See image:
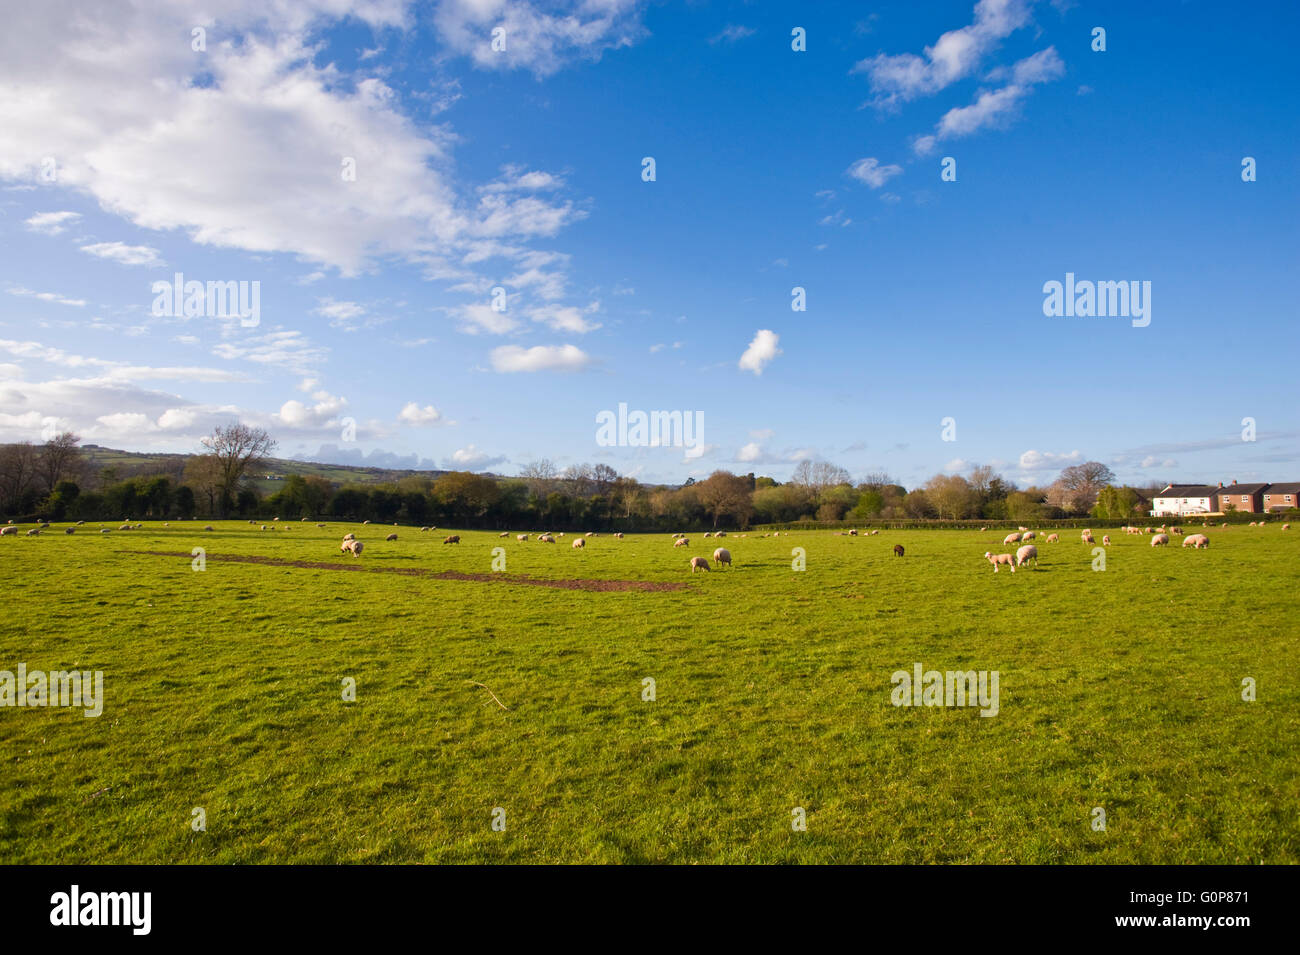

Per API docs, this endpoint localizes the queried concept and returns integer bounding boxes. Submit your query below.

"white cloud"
[853,0,1033,107]
[710,25,755,45]
[277,390,347,429]
[738,329,781,375]
[452,303,521,335]
[80,241,164,268]
[447,444,506,470]
[923,48,1065,147]
[157,408,197,430]
[6,287,86,307]
[1018,448,1081,471]
[24,210,81,235]
[490,343,591,373]
[398,401,441,425]
[528,303,600,334]
[846,157,903,188]
[211,330,326,374]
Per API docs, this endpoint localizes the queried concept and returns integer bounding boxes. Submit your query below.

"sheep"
[615,532,624,538]
[1144,527,1154,534]
[1081,531,1095,544]
[421,526,431,532]
[715,532,727,538]
[1021,531,1036,541]
[1150,534,1170,547]
[984,552,1016,573]
[1003,533,1022,545]
[75,520,85,525]
[0,526,16,536]
[1183,534,1209,549]
[870,530,880,536]
[386,533,398,541]
[119,524,132,531]
[100,528,112,534]
[703,531,712,538]
[363,520,371,525]
[557,532,564,537]
[261,525,268,531]
[1172,526,1182,534]
[318,523,327,529]
[340,539,363,556]
[585,532,595,537]
[539,534,556,543]
[65,527,75,534]
[979,526,988,532]
[1018,526,1028,532]
[848,529,858,536]
[26,528,40,536]
[517,534,529,542]
[712,547,731,567]
[273,517,280,522]
[301,517,309,522]
[567,538,584,550]
[1046,533,1059,543]
[203,526,214,531]
[674,537,689,548]
[1284,524,1291,531]
[893,544,905,557]
[690,556,710,572]
[343,532,356,541]
[1102,535,1111,546]
[443,535,460,544]
[1015,544,1038,567]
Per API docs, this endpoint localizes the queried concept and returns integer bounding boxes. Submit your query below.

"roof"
[1213,483,1270,495]
[1263,482,1300,495]
[1154,485,1217,498]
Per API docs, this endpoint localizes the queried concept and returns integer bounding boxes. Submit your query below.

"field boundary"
[126,550,689,592]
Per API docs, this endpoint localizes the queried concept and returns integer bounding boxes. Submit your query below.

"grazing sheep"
[1172,527,1182,534]
[848,529,858,536]
[1081,531,1095,544]
[1183,534,1209,549]
[363,520,371,525]
[979,526,988,532]
[870,530,880,536]
[301,517,309,522]
[1021,531,1036,541]
[1046,533,1059,543]
[343,540,364,556]
[615,532,624,538]
[703,531,712,538]
[0,526,16,536]
[421,526,431,532]
[1284,524,1291,531]
[586,532,595,537]
[572,538,585,549]
[75,520,85,525]
[1144,527,1154,534]
[674,538,689,548]
[893,544,905,557]
[712,547,731,567]
[342,533,356,541]
[984,552,1016,573]
[517,534,529,542]
[119,524,132,531]
[203,526,214,531]
[260,525,268,531]
[690,556,710,572]
[26,528,39,536]
[499,532,509,538]
[1102,535,1111,546]
[1018,526,1028,532]
[557,532,564,537]
[716,532,727,538]
[1015,544,1038,567]
[539,534,556,543]
[386,533,398,541]
[1004,533,1022,545]
[443,535,460,544]
[1150,534,1170,547]
[1249,521,1257,527]
[100,528,112,534]
[65,527,75,534]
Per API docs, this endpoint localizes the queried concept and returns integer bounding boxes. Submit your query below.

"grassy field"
[1,520,1297,864]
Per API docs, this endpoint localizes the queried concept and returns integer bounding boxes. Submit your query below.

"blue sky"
[1,0,1296,490]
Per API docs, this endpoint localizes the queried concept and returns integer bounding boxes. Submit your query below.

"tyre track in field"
[126,550,690,592]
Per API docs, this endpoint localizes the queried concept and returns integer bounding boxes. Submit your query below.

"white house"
[1151,484,1217,517]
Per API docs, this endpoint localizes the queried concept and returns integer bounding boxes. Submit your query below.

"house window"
[1242,496,1248,502]
[1287,495,1294,503]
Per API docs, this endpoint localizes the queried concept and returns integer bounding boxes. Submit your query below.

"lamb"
[712,547,731,568]
[1102,535,1111,546]
[690,556,710,572]
[984,552,1016,573]
[1046,533,1059,543]
[893,544,905,557]
[1015,544,1038,567]
[1150,534,1169,547]
[1003,533,1022,545]
[1021,531,1036,541]
[1183,534,1209,549]
[443,535,460,544]
[572,538,585,549]
[674,538,689,547]
[386,533,398,541]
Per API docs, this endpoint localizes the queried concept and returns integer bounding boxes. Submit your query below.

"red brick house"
[1212,480,1270,513]
[1262,483,1300,513]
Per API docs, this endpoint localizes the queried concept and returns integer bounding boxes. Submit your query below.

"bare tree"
[967,464,997,497]
[0,442,37,509]
[695,470,754,528]
[1057,461,1116,514]
[563,463,594,498]
[926,473,975,519]
[791,459,852,495]
[36,431,82,493]
[519,459,558,495]
[200,423,276,515]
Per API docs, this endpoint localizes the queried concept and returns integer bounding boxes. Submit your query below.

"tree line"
[1,426,1168,529]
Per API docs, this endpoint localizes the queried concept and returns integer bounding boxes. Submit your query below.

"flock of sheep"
[975,521,1259,573]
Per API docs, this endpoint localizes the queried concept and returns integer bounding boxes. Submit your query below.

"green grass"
[1,521,1297,863]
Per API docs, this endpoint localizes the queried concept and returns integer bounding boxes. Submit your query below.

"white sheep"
[499,532,509,538]
[1284,524,1291,531]
[342,532,356,541]
[703,531,712,538]
[0,526,16,536]
[1151,534,1169,547]
[984,552,1016,573]
[1102,535,1111,546]
[690,556,710,572]
[1015,544,1038,567]
[386,533,398,541]
[1021,531,1036,541]
[1081,531,1095,544]
[1003,532,1022,545]
[572,538,585,549]
[615,532,624,538]
[517,534,529,542]
[712,547,731,568]
[674,538,689,548]
[100,528,112,533]
[1046,533,1059,543]
[341,539,364,556]
[26,528,39,536]
[1182,534,1209,549]
[715,531,727,538]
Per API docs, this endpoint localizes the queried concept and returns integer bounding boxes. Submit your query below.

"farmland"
[1,522,1297,864]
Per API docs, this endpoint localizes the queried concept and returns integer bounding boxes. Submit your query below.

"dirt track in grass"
[127,550,690,592]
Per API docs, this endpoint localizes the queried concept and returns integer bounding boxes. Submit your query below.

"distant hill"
[78,445,454,492]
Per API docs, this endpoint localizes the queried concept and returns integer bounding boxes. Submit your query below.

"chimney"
[1218,482,1223,488]
[1232,479,1238,485]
